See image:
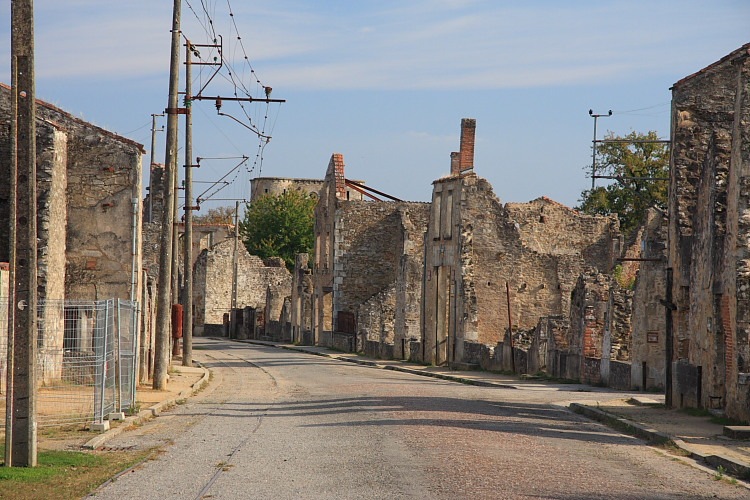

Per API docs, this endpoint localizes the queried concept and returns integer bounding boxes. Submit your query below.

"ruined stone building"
[300,119,645,386]
[192,239,291,337]
[0,83,144,383]
[421,119,622,373]
[0,84,144,302]
[250,176,364,202]
[667,43,750,420]
[311,153,430,356]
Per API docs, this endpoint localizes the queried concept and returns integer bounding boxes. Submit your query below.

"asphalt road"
[90,338,745,499]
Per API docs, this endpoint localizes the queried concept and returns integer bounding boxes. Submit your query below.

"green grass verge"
[0,448,152,500]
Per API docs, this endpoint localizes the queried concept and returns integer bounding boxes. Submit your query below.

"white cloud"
[2,0,747,91]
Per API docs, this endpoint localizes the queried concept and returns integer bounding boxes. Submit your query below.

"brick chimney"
[459,118,476,172]
[330,153,346,200]
[450,151,460,175]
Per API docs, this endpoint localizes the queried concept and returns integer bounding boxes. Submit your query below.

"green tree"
[239,190,315,270]
[577,130,669,236]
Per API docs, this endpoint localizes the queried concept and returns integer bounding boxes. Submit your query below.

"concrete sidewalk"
[80,363,209,450]
[239,338,750,480]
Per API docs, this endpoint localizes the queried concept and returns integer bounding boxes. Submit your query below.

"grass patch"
[527,371,581,384]
[0,448,152,499]
[710,415,748,426]
[680,407,749,426]
[680,407,711,418]
[658,442,691,457]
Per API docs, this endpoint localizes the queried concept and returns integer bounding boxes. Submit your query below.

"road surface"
[91,338,745,499]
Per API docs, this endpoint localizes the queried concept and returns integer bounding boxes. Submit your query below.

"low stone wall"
[408,340,422,363]
[364,339,394,360]
[548,350,581,381]
[203,323,226,337]
[609,360,632,390]
[332,332,356,352]
[583,357,602,385]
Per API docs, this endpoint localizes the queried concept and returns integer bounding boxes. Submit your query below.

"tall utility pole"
[6,0,38,467]
[589,109,612,190]
[231,201,240,339]
[154,0,181,390]
[182,40,196,367]
[147,113,164,223]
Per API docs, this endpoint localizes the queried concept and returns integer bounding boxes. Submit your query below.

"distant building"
[250,176,365,202]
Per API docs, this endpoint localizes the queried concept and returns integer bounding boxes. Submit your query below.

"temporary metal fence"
[0,298,139,429]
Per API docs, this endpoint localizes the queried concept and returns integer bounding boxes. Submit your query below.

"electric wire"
[180,0,283,205]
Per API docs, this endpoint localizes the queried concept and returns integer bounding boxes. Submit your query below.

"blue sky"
[2,0,749,209]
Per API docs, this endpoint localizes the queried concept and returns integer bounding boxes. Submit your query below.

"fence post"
[115,300,123,414]
[132,300,140,409]
[98,301,109,425]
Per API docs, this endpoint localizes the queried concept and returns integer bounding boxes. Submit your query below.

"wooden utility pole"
[182,40,195,366]
[147,113,164,223]
[154,0,181,390]
[6,0,38,467]
[230,201,240,339]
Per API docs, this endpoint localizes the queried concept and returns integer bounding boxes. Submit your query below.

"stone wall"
[35,126,68,304]
[357,283,397,355]
[251,176,365,202]
[630,208,668,390]
[335,201,429,355]
[0,85,145,302]
[0,85,144,384]
[312,154,344,341]
[334,203,403,317]
[423,171,620,367]
[394,204,430,358]
[668,44,750,420]
[193,239,291,336]
[290,253,313,344]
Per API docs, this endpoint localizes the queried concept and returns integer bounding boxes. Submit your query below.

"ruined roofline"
[432,170,477,184]
[506,196,618,222]
[341,199,431,206]
[671,42,750,89]
[0,82,146,154]
[254,176,323,183]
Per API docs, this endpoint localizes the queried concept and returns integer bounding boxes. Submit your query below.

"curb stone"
[570,402,750,481]
[82,363,210,450]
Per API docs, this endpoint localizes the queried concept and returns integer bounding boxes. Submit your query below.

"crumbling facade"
[668,43,750,419]
[311,154,430,354]
[0,84,144,384]
[628,208,668,391]
[193,239,291,337]
[422,119,621,369]
[290,253,314,344]
[0,84,145,302]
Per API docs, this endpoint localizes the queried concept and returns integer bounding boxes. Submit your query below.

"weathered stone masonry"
[422,121,620,370]
[0,83,145,303]
[311,153,429,354]
[0,84,144,384]
[668,43,750,420]
[193,239,291,337]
